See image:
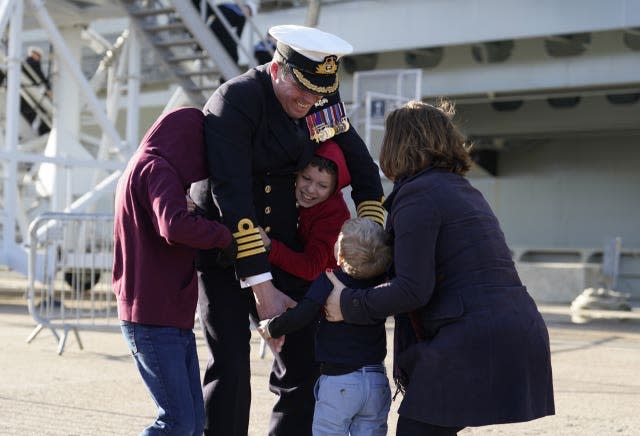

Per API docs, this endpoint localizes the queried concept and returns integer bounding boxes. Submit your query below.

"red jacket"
[112,108,231,329]
[269,140,351,281]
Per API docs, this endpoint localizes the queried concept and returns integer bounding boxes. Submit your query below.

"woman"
[325,100,554,435]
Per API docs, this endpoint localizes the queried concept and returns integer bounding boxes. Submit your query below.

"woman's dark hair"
[379,99,473,181]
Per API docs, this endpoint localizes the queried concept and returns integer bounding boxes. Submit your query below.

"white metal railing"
[24,211,275,359]
[26,212,115,355]
[350,68,422,157]
[2,0,134,269]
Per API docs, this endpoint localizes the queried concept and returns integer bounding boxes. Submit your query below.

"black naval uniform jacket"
[191,65,384,294]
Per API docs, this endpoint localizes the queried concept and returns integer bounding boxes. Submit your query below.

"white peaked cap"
[269,25,353,62]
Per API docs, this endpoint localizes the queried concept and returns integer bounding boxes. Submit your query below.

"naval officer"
[190,25,385,436]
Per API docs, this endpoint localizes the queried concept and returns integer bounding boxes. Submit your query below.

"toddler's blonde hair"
[335,218,392,280]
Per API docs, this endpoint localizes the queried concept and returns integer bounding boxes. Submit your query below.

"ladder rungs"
[143,22,186,33]
[167,53,209,63]
[129,7,176,17]
[155,38,197,48]
[178,68,218,77]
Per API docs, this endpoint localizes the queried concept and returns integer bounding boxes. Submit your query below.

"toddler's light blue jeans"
[312,363,391,436]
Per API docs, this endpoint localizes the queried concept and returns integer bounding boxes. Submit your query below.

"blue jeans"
[312,364,391,436]
[120,321,205,436]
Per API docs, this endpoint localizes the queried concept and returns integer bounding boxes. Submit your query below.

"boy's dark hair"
[308,154,338,185]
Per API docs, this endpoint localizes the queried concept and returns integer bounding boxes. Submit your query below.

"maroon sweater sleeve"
[144,159,232,250]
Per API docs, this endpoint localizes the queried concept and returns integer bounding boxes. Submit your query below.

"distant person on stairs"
[19,46,51,135]
[192,1,258,64]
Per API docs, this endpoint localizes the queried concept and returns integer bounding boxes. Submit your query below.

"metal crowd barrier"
[26,212,116,355]
[25,211,275,357]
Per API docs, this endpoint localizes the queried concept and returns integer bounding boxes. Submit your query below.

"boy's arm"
[269,199,350,281]
[260,298,323,338]
[144,164,232,250]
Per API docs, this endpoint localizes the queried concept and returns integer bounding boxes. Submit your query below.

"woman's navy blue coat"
[340,168,555,427]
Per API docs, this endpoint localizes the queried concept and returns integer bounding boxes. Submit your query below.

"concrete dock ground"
[1,268,639,435]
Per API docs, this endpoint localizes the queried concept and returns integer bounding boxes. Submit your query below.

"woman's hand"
[324,270,345,322]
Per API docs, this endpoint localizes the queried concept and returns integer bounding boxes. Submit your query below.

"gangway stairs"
[121,0,242,106]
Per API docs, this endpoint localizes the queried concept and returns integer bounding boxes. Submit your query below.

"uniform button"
[352,298,359,307]
[264,185,272,193]
[265,226,271,233]
[265,206,272,215]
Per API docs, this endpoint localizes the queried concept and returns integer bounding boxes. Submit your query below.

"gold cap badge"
[315,56,338,75]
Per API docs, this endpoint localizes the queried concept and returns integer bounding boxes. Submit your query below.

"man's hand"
[324,270,345,322]
[252,280,296,320]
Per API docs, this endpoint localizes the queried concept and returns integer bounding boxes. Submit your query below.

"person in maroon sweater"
[113,107,233,435]
[262,139,351,282]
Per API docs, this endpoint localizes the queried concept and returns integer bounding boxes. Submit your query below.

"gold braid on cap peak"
[356,200,385,226]
[292,68,339,95]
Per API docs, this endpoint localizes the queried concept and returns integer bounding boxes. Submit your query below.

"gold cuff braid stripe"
[237,240,264,251]
[236,247,267,259]
[357,202,384,215]
[357,200,383,209]
[358,212,385,225]
[235,231,264,253]
[236,234,262,245]
[357,201,385,225]
[358,207,385,217]
[233,218,266,258]
[357,205,385,215]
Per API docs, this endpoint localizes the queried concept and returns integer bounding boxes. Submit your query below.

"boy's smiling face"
[295,165,336,208]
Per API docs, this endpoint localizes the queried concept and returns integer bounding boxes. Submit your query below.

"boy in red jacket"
[113,107,233,435]
[262,139,351,281]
